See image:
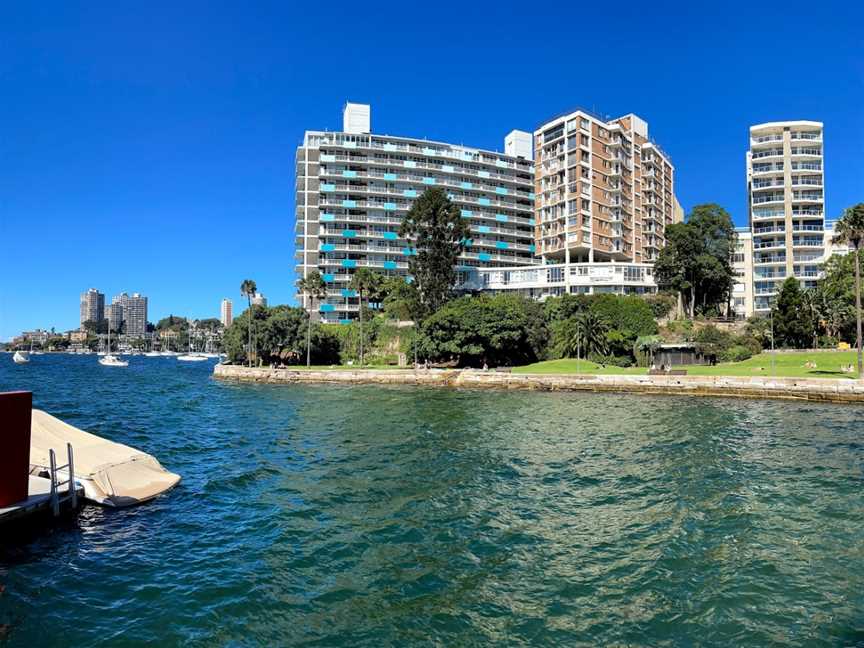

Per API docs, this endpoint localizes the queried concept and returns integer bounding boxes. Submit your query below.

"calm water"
[1,355,863,646]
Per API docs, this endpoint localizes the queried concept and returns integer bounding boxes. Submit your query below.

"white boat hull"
[177,354,209,362]
[99,355,129,367]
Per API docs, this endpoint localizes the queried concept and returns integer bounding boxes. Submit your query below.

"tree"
[298,270,328,367]
[561,310,609,359]
[240,279,257,367]
[832,203,864,377]
[417,294,546,367]
[349,268,385,367]
[399,188,471,318]
[653,204,736,318]
[772,277,813,349]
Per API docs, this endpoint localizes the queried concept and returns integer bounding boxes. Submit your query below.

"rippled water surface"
[1,355,863,646]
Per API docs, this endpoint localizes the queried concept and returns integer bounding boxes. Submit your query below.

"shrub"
[719,345,752,363]
[644,293,677,319]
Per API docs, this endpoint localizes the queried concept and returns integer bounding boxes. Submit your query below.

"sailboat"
[177,329,208,362]
[98,323,128,367]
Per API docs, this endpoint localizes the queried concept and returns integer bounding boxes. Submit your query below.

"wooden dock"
[0,475,84,525]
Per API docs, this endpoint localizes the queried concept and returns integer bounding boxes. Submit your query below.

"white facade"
[295,103,537,323]
[747,121,825,312]
[505,130,533,161]
[473,262,657,300]
[343,103,371,135]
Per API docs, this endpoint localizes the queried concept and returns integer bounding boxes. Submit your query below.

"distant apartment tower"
[105,302,124,331]
[295,102,536,322]
[251,293,267,307]
[220,299,233,327]
[747,121,825,313]
[79,288,105,327]
[534,109,677,266]
[113,292,148,335]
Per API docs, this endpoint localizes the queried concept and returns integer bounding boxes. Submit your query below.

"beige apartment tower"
[534,110,676,266]
[747,121,824,313]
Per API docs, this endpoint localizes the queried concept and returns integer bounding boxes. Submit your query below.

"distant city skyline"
[2,2,861,340]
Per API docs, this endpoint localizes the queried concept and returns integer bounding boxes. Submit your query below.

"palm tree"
[298,271,327,367]
[349,268,382,367]
[240,279,257,367]
[832,203,864,378]
[563,310,609,360]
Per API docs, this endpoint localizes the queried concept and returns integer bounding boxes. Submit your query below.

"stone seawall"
[212,364,864,404]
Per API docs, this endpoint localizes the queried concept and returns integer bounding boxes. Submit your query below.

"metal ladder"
[48,443,77,516]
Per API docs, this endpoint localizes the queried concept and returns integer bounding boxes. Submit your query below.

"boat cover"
[29,409,181,507]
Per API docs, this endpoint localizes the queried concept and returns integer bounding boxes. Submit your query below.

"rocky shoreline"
[213,364,864,404]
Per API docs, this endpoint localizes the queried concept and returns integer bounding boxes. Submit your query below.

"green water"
[1,356,863,646]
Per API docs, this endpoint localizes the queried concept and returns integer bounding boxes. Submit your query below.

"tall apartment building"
[113,292,148,335]
[220,299,233,327]
[535,109,677,267]
[295,103,536,322]
[79,288,104,327]
[105,302,124,331]
[747,121,825,313]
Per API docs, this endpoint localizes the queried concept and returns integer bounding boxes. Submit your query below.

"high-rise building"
[534,109,677,266]
[123,293,148,335]
[747,121,825,313]
[79,288,105,328]
[220,299,233,327]
[295,103,536,322]
[105,302,124,331]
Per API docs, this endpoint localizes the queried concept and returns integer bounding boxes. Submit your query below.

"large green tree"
[349,268,385,367]
[772,277,815,349]
[653,204,736,317]
[240,279,257,366]
[832,203,864,377]
[399,188,471,318]
[298,270,328,367]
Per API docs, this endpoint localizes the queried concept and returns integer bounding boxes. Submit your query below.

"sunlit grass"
[514,351,861,379]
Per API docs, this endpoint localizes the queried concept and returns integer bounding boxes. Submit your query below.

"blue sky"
[1,1,862,340]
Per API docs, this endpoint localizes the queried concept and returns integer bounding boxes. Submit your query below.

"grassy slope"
[514,351,861,379]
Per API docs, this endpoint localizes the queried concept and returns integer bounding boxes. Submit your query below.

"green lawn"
[514,351,861,379]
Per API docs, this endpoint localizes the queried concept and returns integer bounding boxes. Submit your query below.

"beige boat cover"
[29,409,181,507]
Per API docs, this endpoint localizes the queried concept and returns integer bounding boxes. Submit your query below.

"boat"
[12,350,30,364]
[177,328,209,361]
[177,353,208,362]
[29,409,181,507]
[99,354,128,367]
[98,323,128,367]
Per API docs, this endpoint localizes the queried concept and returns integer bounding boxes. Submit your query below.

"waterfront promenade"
[213,364,864,404]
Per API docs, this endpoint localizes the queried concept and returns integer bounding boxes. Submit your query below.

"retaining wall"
[213,365,864,404]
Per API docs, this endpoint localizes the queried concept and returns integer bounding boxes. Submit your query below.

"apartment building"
[113,292,148,335]
[79,288,104,327]
[731,228,754,318]
[747,121,825,313]
[220,299,233,327]
[535,109,677,267]
[295,103,537,322]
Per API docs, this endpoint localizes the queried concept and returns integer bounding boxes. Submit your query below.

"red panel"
[0,391,32,507]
